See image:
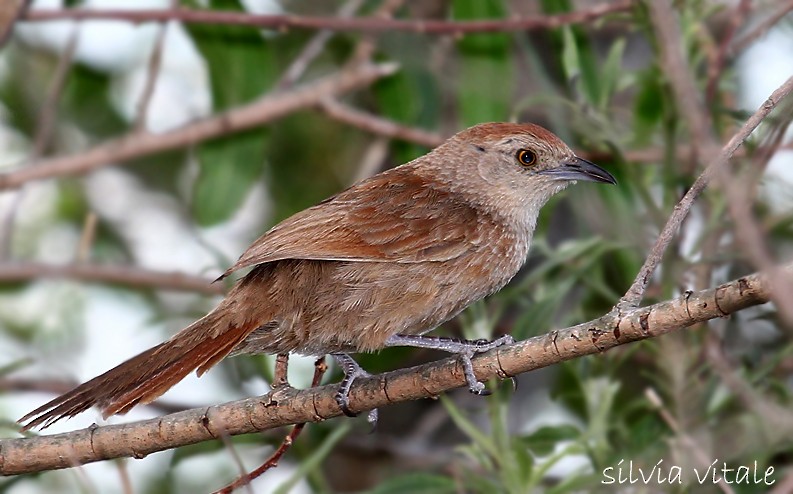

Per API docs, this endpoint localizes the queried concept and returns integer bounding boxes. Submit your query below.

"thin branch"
[319,99,444,149]
[0,26,78,259]
[618,74,793,309]
[0,62,398,191]
[705,0,752,104]
[732,0,793,54]
[645,388,736,494]
[134,0,176,131]
[21,1,633,34]
[0,0,31,49]
[648,0,717,164]
[275,0,366,89]
[0,265,784,475]
[0,378,189,415]
[0,262,224,295]
[644,0,793,323]
[213,358,328,494]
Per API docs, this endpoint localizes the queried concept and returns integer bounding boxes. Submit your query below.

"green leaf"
[192,129,268,226]
[187,0,277,225]
[598,38,626,109]
[187,0,278,109]
[452,0,513,126]
[559,25,601,107]
[364,473,457,494]
[633,68,666,145]
[374,68,441,163]
[521,425,581,457]
[440,395,499,459]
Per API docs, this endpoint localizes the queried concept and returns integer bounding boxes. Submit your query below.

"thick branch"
[0,265,782,475]
[0,262,223,294]
[0,62,398,191]
[21,1,632,33]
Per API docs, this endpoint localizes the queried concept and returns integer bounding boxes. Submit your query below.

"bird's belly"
[233,252,526,356]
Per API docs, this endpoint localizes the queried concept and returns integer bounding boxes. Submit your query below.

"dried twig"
[732,0,793,54]
[319,99,444,149]
[134,0,177,131]
[0,62,398,191]
[0,378,188,415]
[705,0,752,103]
[645,388,736,494]
[213,358,328,494]
[618,75,793,309]
[0,262,224,295]
[643,0,793,323]
[0,0,31,48]
[648,0,717,164]
[0,26,79,259]
[22,1,633,33]
[275,0,366,89]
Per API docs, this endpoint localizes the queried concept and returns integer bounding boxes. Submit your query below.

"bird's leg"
[272,353,291,389]
[331,353,378,426]
[384,334,516,395]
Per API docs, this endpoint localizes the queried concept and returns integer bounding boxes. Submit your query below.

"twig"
[348,0,406,66]
[732,0,793,54]
[0,262,224,294]
[213,357,328,494]
[22,1,633,33]
[647,0,793,323]
[705,0,752,104]
[0,378,189,415]
[704,332,793,429]
[0,264,785,475]
[275,0,366,89]
[645,388,736,494]
[648,0,717,164]
[75,212,98,263]
[618,75,793,309]
[319,99,444,149]
[0,62,398,191]
[134,0,176,131]
[0,25,78,259]
[116,458,133,494]
[0,0,31,49]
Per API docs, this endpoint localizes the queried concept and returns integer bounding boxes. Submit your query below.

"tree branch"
[618,73,793,309]
[21,1,633,33]
[732,0,793,54]
[0,262,223,294]
[319,99,444,149]
[0,62,398,191]
[0,265,784,476]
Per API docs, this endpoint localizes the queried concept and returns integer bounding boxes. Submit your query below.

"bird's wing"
[219,167,485,278]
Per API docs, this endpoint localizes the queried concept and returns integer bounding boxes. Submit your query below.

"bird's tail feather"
[19,311,254,431]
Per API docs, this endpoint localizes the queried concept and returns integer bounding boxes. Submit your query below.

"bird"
[19,122,616,431]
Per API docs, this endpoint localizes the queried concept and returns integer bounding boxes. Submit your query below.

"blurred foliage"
[2,0,793,493]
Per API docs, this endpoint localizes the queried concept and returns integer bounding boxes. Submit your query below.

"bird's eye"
[516,149,537,167]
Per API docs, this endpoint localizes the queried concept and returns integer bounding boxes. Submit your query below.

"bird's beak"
[540,156,617,184]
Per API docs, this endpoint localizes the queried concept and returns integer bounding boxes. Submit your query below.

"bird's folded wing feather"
[220,167,485,278]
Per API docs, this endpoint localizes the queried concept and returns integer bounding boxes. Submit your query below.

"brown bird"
[19,122,615,431]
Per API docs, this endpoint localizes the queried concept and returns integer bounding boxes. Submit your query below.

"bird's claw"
[332,353,380,426]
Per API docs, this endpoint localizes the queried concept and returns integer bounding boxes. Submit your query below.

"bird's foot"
[331,353,378,427]
[384,334,516,395]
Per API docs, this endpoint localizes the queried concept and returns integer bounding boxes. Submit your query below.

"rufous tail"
[19,309,254,431]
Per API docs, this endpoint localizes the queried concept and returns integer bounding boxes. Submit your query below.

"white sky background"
[0,0,791,492]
